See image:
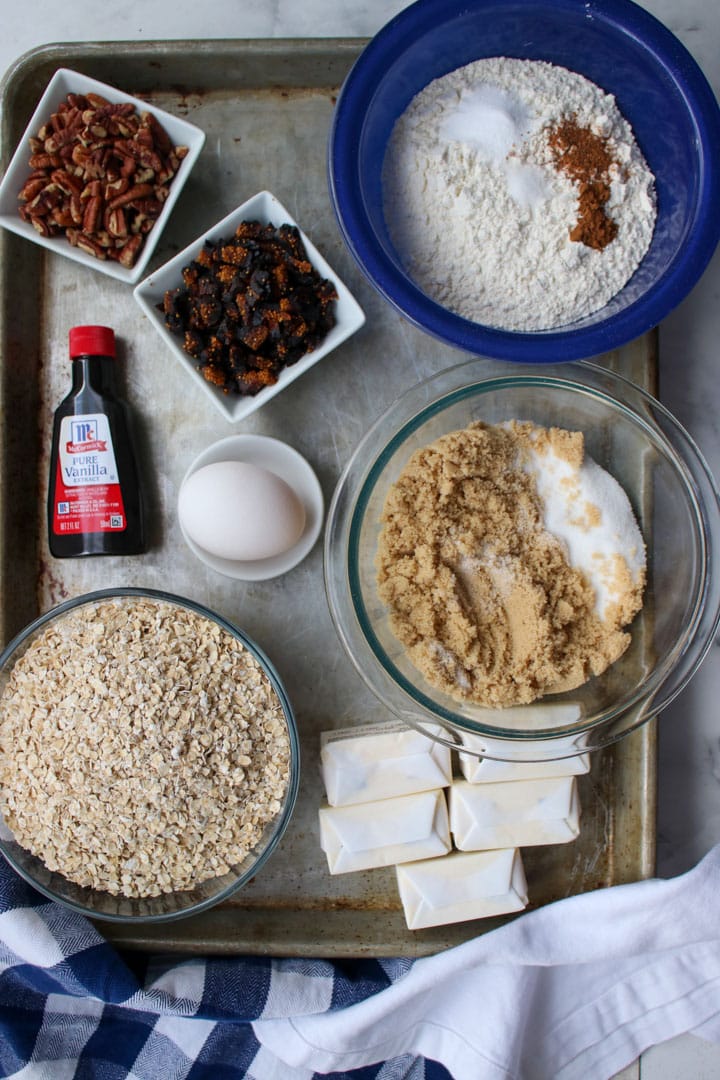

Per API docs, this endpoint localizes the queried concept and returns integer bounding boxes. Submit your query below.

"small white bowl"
[179,434,324,580]
[0,68,205,284]
[133,190,366,422]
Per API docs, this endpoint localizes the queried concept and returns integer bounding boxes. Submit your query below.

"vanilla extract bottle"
[48,325,146,557]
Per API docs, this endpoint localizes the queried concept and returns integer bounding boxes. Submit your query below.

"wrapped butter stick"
[450,776,581,850]
[320,720,452,806]
[396,848,528,930]
[319,789,450,874]
[458,708,590,783]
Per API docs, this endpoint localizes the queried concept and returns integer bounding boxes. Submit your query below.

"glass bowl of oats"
[0,588,299,922]
[324,358,720,762]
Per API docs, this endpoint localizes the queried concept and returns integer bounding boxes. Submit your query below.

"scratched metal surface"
[0,40,656,956]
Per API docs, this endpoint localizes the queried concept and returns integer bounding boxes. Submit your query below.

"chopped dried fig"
[158,221,338,397]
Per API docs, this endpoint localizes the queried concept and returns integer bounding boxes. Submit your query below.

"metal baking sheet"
[0,40,656,957]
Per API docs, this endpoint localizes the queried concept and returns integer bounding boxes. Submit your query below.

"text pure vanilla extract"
[47,325,146,557]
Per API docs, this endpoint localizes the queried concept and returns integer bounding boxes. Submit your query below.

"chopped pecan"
[16,90,189,267]
[104,177,129,200]
[29,152,59,170]
[133,166,156,185]
[118,153,138,178]
[143,110,173,153]
[82,179,103,200]
[116,235,143,267]
[18,177,47,202]
[107,182,153,210]
[85,92,111,108]
[51,206,76,228]
[73,232,107,259]
[131,196,164,217]
[105,207,128,238]
[69,195,83,225]
[81,195,103,234]
[29,214,54,237]
[43,115,84,154]
[50,169,83,197]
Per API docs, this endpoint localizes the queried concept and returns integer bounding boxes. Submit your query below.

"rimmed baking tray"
[0,40,656,956]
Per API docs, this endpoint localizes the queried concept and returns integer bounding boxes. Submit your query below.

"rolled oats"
[0,597,292,898]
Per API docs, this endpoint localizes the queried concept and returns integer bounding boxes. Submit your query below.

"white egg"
[178,460,306,562]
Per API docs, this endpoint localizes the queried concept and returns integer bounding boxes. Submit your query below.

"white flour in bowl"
[382,57,657,331]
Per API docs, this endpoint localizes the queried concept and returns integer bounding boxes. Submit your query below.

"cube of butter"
[450,776,581,850]
[320,720,452,806]
[319,789,450,874]
[396,848,528,930]
[457,705,590,783]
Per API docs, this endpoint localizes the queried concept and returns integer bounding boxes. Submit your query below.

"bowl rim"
[0,586,301,922]
[328,0,720,362]
[324,358,720,749]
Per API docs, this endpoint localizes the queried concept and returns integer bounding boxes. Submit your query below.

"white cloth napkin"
[252,844,720,1079]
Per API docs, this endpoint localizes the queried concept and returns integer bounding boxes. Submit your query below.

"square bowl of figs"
[133,189,366,422]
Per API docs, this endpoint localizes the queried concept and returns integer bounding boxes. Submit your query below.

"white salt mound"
[523,443,646,621]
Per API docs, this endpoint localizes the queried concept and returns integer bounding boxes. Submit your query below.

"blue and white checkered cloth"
[0,859,447,1080]
[4,845,720,1080]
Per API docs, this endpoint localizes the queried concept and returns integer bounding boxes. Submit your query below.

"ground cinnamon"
[548,117,620,251]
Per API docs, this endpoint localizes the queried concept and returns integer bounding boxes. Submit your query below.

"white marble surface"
[1,1,719,1076]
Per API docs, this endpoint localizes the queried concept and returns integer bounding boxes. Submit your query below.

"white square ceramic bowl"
[133,190,366,422]
[0,68,205,284]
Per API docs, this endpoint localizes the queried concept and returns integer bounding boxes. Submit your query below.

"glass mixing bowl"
[324,359,720,761]
[0,587,300,922]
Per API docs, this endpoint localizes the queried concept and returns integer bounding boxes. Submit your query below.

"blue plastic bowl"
[328,0,720,361]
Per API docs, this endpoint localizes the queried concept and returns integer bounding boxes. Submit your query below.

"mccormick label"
[52,413,127,535]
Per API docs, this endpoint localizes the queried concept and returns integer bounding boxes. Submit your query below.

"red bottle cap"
[68,325,116,359]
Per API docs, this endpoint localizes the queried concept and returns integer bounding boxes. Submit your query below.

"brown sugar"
[375,421,645,708]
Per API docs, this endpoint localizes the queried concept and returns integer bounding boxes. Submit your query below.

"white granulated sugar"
[383,57,657,331]
[522,442,646,620]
